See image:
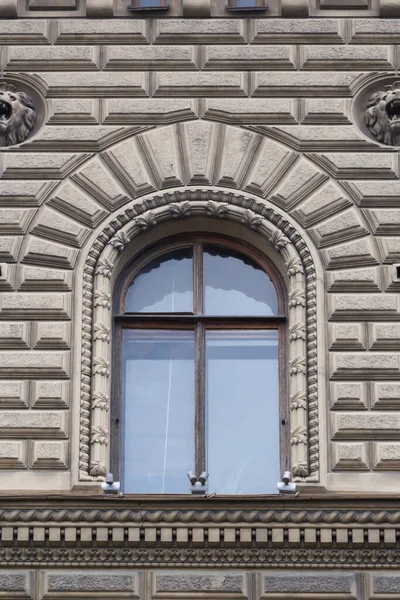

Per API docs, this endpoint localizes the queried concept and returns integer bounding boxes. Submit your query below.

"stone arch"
[9,118,389,490]
[78,188,319,485]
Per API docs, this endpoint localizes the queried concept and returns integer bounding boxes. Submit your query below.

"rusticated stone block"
[332,412,400,440]
[44,571,138,593]
[154,20,246,44]
[371,382,400,410]
[329,323,366,350]
[373,442,400,470]
[0,572,34,596]
[0,440,27,469]
[156,574,245,593]
[331,353,400,380]
[0,292,71,320]
[32,381,69,408]
[0,411,68,438]
[154,72,248,98]
[263,573,353,593]
[0,381,29,408]
[331,441,370,471]
[55,19,149,44]
[32,322,70,350]
[251,19,344,43]
[329,294,398,321]
[369,323,400,350]
[0,351,69,379]
[29,440,68,469]
[330,382,368,410]
[0,322,30,350]
[373,575,400,594]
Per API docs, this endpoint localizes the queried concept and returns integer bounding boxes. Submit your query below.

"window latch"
[187,471,209,495]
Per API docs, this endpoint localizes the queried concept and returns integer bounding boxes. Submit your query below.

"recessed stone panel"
[373,442,400,470]
[369,323,400,350]
[32,322,70,350]
[104,46,197,71]
[40,72,149,98]
[18,266,73,292]
[42,570,139,597]
[31,207,89,248]
[371,382,400,410]
[203,46,296,71]
[0,381,29,408]
[0,440,27,469]
[251,19,345,43]
[331,442,370,471]
[327,267,381,292]
[0,293,71,320]
[0,322,30,349]
[0,352,69,379]
[154,72,248,98]
[4,46,99,70]
[203,98,297,125]
[0,411,68,438]
[103,98,196,125]
[153,20,247,44]
[251,72,359,97]
[261,572,354,595]
[326,238,380,269]
[22,237,78,269]
[331,353,400,380]
[154,573,246,595]
[71,157,130,211]
[0,571,34,598]
[29,440,68,469]
[332,412,400,439]
[300,45,393,70]
[310,208,368,248]
[329,323,366,350]
[330,381,368,410]
[55,19,149,44]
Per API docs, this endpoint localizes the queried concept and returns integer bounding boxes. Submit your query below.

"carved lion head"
[0,82,36,147]
[365,82,400,146]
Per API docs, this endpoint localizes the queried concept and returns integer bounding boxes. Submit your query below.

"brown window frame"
[111,233,289,493]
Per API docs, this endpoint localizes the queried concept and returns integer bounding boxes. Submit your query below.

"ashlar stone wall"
[1,9,400,493]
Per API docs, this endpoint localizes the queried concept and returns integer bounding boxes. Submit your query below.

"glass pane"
[122,329,195,494]
[125,247,193,313]
[235,0,258,6]
[139,0,162,5]
[203,245,278,316]
[206,330,280,494]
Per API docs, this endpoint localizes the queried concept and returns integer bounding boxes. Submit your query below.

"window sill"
[128,5,170,10]
[225,5,268,10]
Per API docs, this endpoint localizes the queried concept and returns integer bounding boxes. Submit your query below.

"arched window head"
[114,236,287,495]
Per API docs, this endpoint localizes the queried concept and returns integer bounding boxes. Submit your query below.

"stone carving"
[0,82,36,147]
[365,82,400,146]
[78,190,319,483]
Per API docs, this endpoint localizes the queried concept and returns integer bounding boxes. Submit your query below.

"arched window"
[113,235,288,495]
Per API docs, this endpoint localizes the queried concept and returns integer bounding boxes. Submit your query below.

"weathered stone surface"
[156,574,244,592]
[263,573,353,593]
[46,571,137,592]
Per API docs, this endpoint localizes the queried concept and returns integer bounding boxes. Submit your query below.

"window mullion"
[194,321,206,476]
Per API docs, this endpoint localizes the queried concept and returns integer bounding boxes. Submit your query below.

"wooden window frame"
[111,233,289,492]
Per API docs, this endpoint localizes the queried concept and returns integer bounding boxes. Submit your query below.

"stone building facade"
[1,0,400,597]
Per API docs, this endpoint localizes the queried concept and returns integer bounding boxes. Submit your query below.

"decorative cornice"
[1,507,400,524]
